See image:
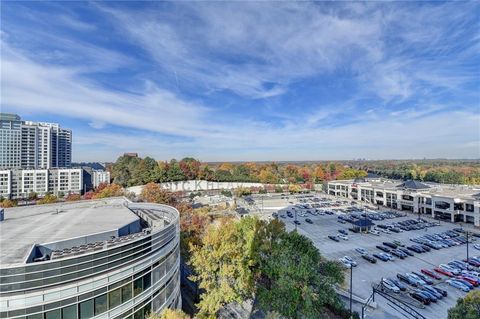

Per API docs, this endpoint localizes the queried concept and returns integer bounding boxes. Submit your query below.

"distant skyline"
[1,1,479,162]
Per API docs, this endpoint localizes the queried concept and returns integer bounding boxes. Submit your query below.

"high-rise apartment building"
[0,113,72,169]
[0,113,22,169]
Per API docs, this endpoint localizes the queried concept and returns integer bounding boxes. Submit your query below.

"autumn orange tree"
[65,193,82,202]
[93,183,124,199]
[140,182,177,205]
[37,194,58,205]
[0,199,17,208]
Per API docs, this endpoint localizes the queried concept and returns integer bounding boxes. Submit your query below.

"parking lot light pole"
[349,265,353,318]
[467,230,469,261]
[294,209,298,232]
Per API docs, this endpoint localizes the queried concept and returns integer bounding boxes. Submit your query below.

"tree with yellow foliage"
[147,308,190,319]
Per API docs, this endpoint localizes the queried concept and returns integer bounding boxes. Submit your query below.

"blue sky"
[1,1,479,162]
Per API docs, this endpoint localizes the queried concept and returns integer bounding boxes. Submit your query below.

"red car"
[421,269,441,280]
[434,267,453,277]
[457,276,479,287]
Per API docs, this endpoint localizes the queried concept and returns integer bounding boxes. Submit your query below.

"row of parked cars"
[348,210,403,221]
[410,228,473,250]
[379,255,480,305]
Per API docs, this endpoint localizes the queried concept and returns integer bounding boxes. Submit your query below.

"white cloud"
[1,2,479,161]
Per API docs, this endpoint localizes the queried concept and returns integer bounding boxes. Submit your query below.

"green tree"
[167,159,187,181]
[189,217,264,318]
[257,231,344,318]
[448,290,480,319]
[133,156,157,184]
[111,155,141,186]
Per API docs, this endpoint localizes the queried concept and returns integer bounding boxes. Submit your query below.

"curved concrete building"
[0,198,181,319]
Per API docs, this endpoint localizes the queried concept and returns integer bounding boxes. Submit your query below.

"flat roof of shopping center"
[0,198,138,265]
[330,179,480,201]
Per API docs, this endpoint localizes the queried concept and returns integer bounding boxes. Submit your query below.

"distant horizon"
[2,2,479,162]
[73,157,480,164]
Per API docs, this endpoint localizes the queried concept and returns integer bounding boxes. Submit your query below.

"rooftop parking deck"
[0,198,139,266]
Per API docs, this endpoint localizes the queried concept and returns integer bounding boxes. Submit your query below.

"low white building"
[327,178,480,227]
[92,169,111,188]
[0,168,83,199]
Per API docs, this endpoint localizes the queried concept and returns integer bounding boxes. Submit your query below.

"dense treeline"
[110,155,367,187]
[348,160,480,185]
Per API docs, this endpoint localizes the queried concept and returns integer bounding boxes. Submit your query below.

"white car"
[369,230,380,236]
[343,256,357,267]
[474,244,480,250]
[339,258,352,268]
[338,234,349,241]
[382,278,400,293]
[381,228,392,234]
[439,264,461,275]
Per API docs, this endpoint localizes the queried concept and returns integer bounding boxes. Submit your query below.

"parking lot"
[248,193,480,319]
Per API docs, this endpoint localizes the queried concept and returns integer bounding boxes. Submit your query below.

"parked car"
[391,249,406,259]
[397,273,417,286]
[397,247,413,256]
[338,234,349,241]
[369,229,380,236]
[383,242,398,249]
[415,289,437,303]
[410,292,431,305]
[379,252,394,261]
[446,279,471,292]
[355,248,368,255]
[338,229,348,235]
[456,276,479,287]
[434,267,454,277]
[328,235,340,242]
[406,273,426,286]
[422,286,443,299]
[343,256,357,267]
[362,254,377,263]
[412,272,434,285]
[339,258,352,268]
[390,278,407,291]
[439,264,461,275]
[421,269,442,280]
[376,245,391,253]
[373,253,389,262]
[393,240,405,247]
[305,218,313,224]
[382,279,400,293]
[454,278,474,290]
